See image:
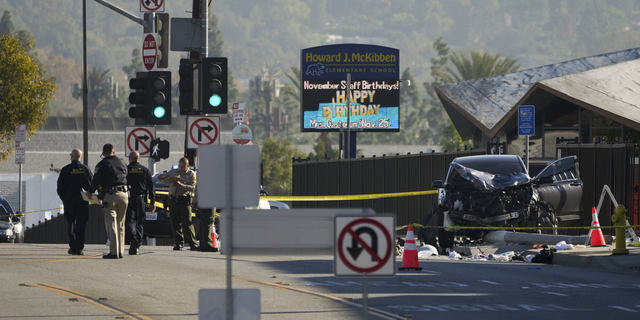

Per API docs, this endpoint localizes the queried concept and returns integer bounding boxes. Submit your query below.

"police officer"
[87,144,129,259]
[57,149,93,255]
[125,151,155,255]
[158,157,197,251]
[192,189,218,252]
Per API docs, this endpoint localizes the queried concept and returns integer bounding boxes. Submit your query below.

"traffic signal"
[128,72,149,121]
[156,13,169,68]
[150,139,170,160]
[179,59,195,115]
[201,57,228,114]
[145,71,171,125]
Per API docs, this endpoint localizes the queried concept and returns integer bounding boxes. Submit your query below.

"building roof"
[435,48,640,139]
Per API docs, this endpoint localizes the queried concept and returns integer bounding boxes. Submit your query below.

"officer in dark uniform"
[87,144,129,259]
[125,151,155,255]
[57,149,93,255]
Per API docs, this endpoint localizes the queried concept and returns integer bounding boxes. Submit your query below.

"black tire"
[417,206,454,252]
[436,209,454,250]
[536,201,557,235]
[417,206,438,248]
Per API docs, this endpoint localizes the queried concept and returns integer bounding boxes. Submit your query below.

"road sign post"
[518,105,535,170]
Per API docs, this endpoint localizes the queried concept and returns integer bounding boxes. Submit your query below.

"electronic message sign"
[301,44,400,132]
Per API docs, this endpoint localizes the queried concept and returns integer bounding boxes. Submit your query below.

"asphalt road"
[1,243,639,320]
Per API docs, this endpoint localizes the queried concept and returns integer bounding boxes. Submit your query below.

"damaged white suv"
[419,155,583,251]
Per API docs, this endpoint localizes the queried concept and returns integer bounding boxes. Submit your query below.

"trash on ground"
[531,245,555,264]
[417,244,439,258]
[449,251,462,259]
[555,241,575,250]
[472,253,487,260]
[487,251,515,262]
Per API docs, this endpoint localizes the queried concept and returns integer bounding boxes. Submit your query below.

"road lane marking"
[0,253,101,264]
[610,306,638,312]
[545,292,569,297]
[27,283,154,320]
[245,280,406,320]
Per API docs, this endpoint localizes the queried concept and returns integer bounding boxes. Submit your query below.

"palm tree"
[445,50,520,82]
[438,48,520,151]
[76,65,113,117]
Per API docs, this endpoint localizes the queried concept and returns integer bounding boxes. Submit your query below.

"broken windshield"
[448,162,531,193]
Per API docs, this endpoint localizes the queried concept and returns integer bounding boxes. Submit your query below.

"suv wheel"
[536,201,558,235]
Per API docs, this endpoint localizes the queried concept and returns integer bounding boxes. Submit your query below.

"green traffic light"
[209,94,222,107]
[153,106,166,118]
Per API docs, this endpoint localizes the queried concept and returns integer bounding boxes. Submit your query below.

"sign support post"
[518,105,535,171]
[15,124,26,212]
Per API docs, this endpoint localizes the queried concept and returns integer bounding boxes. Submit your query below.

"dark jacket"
[88,155,127,193]
[126,161,155,200]
[57,160,93,202]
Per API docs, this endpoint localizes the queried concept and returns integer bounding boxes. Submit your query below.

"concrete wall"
[0,173,61,228]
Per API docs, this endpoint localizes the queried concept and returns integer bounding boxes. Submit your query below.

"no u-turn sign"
[334,215,396,277]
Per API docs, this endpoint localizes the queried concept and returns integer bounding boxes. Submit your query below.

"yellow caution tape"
[397,223,640,231]
[262,190,438,202]
[9,208,62,216]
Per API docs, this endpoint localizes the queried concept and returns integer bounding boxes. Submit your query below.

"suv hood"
[0,220,13,229]
[449,163,531,192]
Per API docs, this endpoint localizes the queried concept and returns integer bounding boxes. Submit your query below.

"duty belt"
[108,186,129,193]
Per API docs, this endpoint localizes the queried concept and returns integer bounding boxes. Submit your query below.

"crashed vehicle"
[419,155,583,251]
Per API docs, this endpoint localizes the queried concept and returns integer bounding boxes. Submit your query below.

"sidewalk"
[551,244,640,274]
[420,242,640,274]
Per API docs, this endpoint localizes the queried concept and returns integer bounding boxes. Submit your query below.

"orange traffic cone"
[399,225,422,271]
[590,207,607,247]
[210,225,220,251]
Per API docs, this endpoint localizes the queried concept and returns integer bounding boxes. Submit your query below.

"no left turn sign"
[187,116,220,149]
[334,215,395,277]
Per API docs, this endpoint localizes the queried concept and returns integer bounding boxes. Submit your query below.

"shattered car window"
[448,163,531,193]
[536,157,578,182]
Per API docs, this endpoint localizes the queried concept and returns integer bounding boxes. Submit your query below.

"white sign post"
[232,102,245,123]
[15,125,25,165]
[15,124,26,212]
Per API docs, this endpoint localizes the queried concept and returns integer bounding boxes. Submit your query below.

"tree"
[208,11,239,106]
[78,65,117,117]
[444,50,520,83]
[425,39,521,150]
[0,34,55,160]
[260,138,306,196]
[423,37,452,146]
[121,48,141,80]
[0,10,36,57]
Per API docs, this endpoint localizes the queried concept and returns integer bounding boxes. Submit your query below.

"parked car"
[419,155,583,251]
[144,171,289,239]
[0,195,24,243]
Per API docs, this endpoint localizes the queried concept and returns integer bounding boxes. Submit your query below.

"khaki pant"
[169,201,197,247]
[102,191,129,256]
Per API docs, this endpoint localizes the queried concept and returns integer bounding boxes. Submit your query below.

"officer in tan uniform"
[158,157,197,251]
